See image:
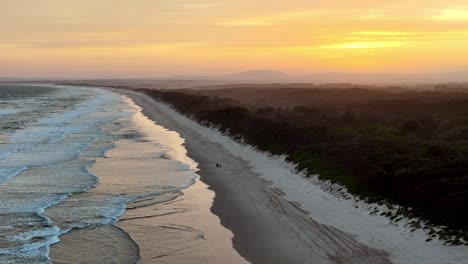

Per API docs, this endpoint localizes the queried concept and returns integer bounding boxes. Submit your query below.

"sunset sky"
[1,0,468,77]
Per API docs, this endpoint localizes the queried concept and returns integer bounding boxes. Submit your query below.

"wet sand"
[109,88,393,264]
[50,96,247,264]
[50,225,140,264]
[117,180,247,263]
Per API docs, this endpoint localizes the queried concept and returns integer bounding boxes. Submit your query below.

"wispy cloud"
[360,9,388,19]
[322,41,402,49]
[352,31,410,36]
[348,30,468,42]
[178,2,225,10]
[217,20,271,26]
[216,10,328,27]
[279,11,322,20]
[0,44,17,49]
[434,9,468,21]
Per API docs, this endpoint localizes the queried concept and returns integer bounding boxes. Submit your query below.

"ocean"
[0,84,201,263]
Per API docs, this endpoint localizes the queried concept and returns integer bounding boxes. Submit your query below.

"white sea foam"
[0,85,129,262]
[0,85,206,263]
[0,108,25,116]
[0,166,28,184]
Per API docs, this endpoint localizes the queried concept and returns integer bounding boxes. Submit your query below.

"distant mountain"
[224,70,289,81]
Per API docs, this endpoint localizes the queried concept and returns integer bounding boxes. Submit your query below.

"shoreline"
[108,87,393,264]
[50,90,247,264]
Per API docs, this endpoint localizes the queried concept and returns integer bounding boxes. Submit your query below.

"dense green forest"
[140,86,468,243]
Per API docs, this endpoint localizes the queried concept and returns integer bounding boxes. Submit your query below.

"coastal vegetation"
[140,85,468,243]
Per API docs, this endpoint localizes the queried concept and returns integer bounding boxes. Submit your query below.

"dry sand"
[107,88,393,264]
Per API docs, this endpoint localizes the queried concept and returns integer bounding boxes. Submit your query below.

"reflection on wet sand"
[50,97,248,264]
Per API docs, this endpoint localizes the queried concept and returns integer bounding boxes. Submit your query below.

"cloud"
[360,9,388,19]
[279,11,322,19]
[0,44,17,49]
[216,10,329,27]
[352,31,410,36]
[217,20,271,26]
[179,2,225,10]
[434,9,468,21]
[322,41,402,49]
[348,30,468,42]
[348,31,412,41]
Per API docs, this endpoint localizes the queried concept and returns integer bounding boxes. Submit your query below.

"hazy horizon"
[2,1,468,78]
[2,69,468,85]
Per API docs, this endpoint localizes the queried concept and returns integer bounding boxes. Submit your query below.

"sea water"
[0,84,199,263]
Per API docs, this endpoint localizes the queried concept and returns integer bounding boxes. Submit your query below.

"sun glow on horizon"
[1,1,468,77]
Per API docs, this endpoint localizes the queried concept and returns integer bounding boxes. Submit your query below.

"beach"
[0,84,247,263]
[48,92,248,264]
[109,88,393,264]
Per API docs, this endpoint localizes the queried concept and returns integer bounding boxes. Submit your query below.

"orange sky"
[1,0,468,77]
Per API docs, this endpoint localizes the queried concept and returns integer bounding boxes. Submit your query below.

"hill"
[224,70,289,81]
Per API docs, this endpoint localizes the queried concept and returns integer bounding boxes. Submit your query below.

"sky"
[1,0,468,78]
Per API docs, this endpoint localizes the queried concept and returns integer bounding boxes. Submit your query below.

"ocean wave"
[0,85,128,262]
[0,85,202,263]
[0,166,28,184]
